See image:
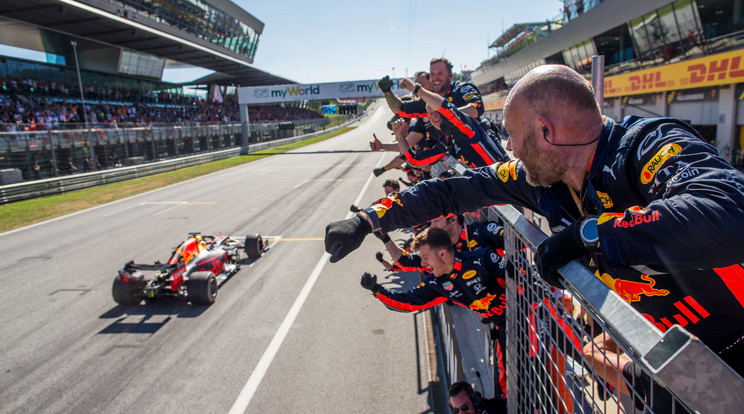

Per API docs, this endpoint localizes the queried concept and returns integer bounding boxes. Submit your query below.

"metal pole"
[71,40,96,170]
[71,41,89,129]
[591,55,605,113]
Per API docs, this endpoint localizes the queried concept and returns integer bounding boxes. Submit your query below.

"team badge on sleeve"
[497,160,518,182]
[641,143,681,184]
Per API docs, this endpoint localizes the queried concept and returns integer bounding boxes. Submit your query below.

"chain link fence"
[432,160,744,413]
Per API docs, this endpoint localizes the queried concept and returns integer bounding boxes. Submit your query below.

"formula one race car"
[112,232,268,306]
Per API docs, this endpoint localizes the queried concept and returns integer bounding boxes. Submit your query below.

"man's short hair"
[448,381,473,399]
[383,179,400,191]
[516,65,599,117]
[430,57,453,73]
[414,71,429,80]
[411,227,452,252]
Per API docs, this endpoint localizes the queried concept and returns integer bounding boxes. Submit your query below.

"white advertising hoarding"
[237,79,409,104]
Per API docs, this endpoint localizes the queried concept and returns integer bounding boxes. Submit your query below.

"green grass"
[0,127,354,233]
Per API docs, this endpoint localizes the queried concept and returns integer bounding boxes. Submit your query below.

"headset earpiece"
[472,390,482,406]
[542,126,549,137]
[463,382,481,407]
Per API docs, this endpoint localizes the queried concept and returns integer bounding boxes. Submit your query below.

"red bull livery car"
[112,232,267,306]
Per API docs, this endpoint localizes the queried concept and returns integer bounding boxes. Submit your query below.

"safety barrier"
[0,116,361,204]
[431,160,744,413]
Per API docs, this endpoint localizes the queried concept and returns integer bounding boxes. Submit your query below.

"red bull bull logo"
[596,271,669,303]
[470,293,497,311]
[370,194,403,219]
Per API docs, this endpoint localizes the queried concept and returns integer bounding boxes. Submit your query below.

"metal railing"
[431,160,744,413]
[0,116,359,204]
[0,117,339,183]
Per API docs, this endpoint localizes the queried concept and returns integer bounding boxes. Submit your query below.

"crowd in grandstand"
[0,77,321,131]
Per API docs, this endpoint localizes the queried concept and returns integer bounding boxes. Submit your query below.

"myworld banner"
[237,79,408,104]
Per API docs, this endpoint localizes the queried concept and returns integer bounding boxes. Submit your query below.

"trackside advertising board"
[604,49,744,97]
[237,79,408,104]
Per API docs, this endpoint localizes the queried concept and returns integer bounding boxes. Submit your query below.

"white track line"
[227,152,385,414]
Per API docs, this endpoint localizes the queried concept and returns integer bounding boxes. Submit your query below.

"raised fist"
[378,76,393,93]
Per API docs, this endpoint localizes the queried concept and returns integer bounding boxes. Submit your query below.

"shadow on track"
[98,297,210,334]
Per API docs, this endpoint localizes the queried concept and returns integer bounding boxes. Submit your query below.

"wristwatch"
[579,216,600,253]
[413,83,421,97]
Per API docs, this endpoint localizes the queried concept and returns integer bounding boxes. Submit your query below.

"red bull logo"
[599,207,660,228]
[642,296,710,332]
[370,194,403,219]
[470,293,497,311]
[596,271,669,303]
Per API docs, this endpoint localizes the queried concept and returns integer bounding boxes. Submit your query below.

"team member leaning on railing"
[375,213,504,273]
[325,65,744,406]
[360,227,509,402]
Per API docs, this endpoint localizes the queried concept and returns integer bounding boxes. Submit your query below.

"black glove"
[535,218,589,288]
[373,231,391,243]
[378,76,393,93]
[361,272,381,293]
[373,167,386,177]
[375,252,384,263]
[325,213,372,263]
[349,204,361,213]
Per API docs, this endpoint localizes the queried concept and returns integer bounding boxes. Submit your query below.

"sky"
[0,1,565,85]
[230,0,563,84]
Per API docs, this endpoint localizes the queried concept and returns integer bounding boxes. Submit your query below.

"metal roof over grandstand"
[186,69,295,87]
[0,0,293,86]
[489,22,548,48]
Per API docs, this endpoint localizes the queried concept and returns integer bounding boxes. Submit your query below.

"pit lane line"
[227,152,386,414]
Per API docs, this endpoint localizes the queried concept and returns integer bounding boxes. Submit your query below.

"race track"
[0,102,444,413]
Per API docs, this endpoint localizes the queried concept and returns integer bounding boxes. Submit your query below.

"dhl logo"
[470,293,497,311]
[596,271,669,303]
[496,160,518,183]
[604,50,744,97]
[688,56,744,84]
[628,71,667,91]
[641,143,681,184]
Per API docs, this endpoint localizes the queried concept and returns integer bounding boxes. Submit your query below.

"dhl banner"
[604,49,744,97]
[238,79,408,104]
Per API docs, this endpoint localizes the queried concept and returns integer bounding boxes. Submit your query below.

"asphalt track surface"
[0,102,444,413]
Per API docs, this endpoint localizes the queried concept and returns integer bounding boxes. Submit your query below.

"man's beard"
[517,131,567,187]
[432,79,449,95]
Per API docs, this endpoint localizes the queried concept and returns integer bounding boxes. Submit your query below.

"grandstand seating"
[1,77,322,131]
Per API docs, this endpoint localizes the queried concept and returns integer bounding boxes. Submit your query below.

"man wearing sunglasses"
[448,381,506,414]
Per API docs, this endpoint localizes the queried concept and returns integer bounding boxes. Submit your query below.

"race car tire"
[112,276,143,306]
[188,271,217,305]
[245,233,264,259]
